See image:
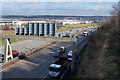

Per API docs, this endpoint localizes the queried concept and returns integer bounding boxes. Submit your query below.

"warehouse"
[15,22,56,36]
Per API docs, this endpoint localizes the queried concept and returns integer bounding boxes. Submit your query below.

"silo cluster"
[15,22,56,36]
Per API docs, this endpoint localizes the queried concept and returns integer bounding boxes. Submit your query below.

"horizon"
[1,2,117,16]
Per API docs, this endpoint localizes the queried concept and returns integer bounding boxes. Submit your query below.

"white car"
[68,51,72,61]
[82,32,88,37]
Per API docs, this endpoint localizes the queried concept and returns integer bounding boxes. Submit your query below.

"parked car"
[12,50,19,57]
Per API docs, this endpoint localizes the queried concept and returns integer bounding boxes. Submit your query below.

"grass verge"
[0,39,25,46]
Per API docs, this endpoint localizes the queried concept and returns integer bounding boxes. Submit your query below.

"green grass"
[56,23,95,32]
[0,39,25,46]
[63,23,92,27]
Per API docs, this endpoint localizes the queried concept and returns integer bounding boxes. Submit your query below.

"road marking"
[42,72,49,80]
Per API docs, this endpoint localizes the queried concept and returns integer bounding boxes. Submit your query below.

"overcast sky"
[1,2,117,16]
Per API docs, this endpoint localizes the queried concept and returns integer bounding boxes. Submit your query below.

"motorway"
[2,42,72,78]
[1,26,97,79]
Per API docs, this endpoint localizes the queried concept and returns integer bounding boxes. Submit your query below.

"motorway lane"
[2,42,72,78]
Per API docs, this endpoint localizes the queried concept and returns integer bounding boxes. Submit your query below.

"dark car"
[76,30,79,32]
[54,50,61,58]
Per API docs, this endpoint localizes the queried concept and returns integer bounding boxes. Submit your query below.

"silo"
[47,23,50,35]
[50,23,56,36]
[41,23,44,36]
[36,23,39,35]
[19,27,21,35]
[39,23,42,36]
[15,27,19,35]
[28,23,30,35]
[21,27,24,35]
[52,23,56,36]
[44,23,47,36]
[34,23,37,35]
[29,23,34,35]
[49,23,52,35]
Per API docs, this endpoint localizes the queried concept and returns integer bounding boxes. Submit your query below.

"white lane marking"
[42,72,49,80]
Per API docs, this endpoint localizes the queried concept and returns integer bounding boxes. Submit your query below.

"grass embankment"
[56,23,97,32]
[76,23,119,78]
[0,30,25,46]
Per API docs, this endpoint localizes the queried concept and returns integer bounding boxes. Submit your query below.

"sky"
[1,2,118,16]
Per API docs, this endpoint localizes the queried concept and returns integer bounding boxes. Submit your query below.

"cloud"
[1,2,115,16]
[1,0,120,2]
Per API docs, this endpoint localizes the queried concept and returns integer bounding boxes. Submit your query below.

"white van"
[68,51,72,61]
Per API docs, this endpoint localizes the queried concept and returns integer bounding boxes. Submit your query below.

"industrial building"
[56,20,92,25]
[12,21,46,26]
[15,22,56,36]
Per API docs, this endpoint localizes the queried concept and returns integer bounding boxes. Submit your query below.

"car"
[12,50,19,57]
[54,50,61,58]
[82,32,88,37]
[0,54,4,63]
[68,51,72,61]
[76,30,79,32]
[59,46,66,54]
[12,50,18,54]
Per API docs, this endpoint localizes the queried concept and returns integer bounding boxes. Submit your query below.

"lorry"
[49,57,68,77]
[59,46,66,54]
[68,51,72,61]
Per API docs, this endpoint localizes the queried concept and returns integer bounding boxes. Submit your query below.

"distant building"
[56,20,91,25]
[12,21,46,26]
[15,22,56,36]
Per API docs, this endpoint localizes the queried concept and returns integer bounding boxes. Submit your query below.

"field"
[0,30,25,46]
[56,23,97,32]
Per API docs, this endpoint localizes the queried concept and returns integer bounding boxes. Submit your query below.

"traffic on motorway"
[1,25,99,79]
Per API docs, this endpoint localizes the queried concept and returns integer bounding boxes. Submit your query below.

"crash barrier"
[60,33,94,79]
[76,37,88,56]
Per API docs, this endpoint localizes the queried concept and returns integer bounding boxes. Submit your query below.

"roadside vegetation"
[0,30,25,46]
[76,4,120,78]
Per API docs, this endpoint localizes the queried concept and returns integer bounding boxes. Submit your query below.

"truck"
[49,57,68,77]
[59,46,66,54]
